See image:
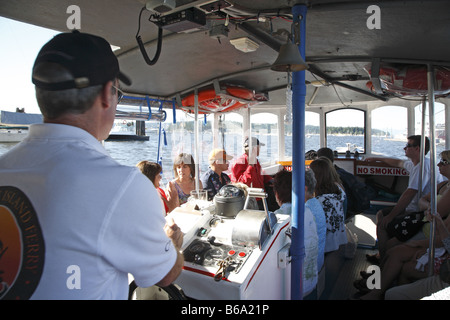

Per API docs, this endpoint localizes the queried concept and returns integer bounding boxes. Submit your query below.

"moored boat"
[0,110,42,142]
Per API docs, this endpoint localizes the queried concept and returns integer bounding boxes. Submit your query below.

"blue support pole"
[290,4,307,300]
[156,101,163,163]
[172,99,177,124]
[145,96,152,120]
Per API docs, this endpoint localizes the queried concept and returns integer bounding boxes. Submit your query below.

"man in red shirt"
[230,137,272,190]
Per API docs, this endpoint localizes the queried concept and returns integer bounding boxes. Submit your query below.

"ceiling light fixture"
[230,37,259,53]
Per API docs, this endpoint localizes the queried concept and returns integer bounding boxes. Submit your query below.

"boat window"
[142,110,244,182]
[371,106,407,158]
[304,111,320,155]
[415,102,446,156]
[156,110,207,173]
[147,109,215,179]
[219,112,243,161]
[325,108,365,154]
[251,112,278,165]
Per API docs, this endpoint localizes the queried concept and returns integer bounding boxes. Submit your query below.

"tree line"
[152,120,389,136]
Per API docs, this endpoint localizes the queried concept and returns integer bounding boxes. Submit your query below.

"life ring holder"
[180,85,268,114]
[366,64,450,97]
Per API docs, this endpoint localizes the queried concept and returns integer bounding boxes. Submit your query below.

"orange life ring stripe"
[220,101,246,113]
[180,85,267,113]
[225,87,255,100]
[366,65,450,96]
[181,89,217,107]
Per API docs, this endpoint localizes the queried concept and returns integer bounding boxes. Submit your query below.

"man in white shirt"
[0,31,183,300]
[365,135,445,261]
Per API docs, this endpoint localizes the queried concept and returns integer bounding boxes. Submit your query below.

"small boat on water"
[106,134,149,141]
[335,142,362,154]
[106,99,168,141]
[0,110,42,143]
[106,121,149,141]
[0,128,29,143]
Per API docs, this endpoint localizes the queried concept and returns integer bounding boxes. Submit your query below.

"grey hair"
[33,62,103,119]
[305,168,316,196]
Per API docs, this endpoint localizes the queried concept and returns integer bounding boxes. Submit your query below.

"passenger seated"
[170,153,203,205]
[305,149,318,161]
[317,147,377,218]
[310,157,347,253]
[364,136,445,263]
[272,169,318,299]
[310,157,347,299]
[355,151,450,299]
[136,160,179,214]
[357,212,450,300]
[413,151,450,241]
[385,211,450,300]
[305,168,326,288]
[200,149,232,201]
[272,170,292,215]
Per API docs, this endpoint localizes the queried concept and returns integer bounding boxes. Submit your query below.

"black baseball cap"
[32,30,131,90]
[244,137,265,147]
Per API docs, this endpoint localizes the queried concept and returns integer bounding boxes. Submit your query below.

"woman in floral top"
[310,157,348,253]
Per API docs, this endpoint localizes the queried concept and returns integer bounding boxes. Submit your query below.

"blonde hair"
[440,150,450,162]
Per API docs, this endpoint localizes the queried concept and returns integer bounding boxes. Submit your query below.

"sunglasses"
[404,143,418,149]
[112,85,124,103]
[438,159,450,166]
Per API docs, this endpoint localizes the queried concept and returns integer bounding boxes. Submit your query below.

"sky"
[0,16,445,132]
[0,17,58,114]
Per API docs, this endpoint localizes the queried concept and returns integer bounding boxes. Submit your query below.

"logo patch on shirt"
[0,186,45,300]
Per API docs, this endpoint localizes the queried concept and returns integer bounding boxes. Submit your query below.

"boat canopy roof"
[1,0,449,110]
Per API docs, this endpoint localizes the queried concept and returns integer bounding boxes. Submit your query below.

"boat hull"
[106,134,149,141]
[0,130,28,143]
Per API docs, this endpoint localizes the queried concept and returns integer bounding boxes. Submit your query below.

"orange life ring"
[366,64,450,97]
[180,85,268,114]
[225,87,254,101]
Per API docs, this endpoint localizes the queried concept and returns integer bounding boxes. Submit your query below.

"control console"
[183,238,252,276]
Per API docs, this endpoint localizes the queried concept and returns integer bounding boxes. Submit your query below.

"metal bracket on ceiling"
[308,64,388,101]
[213,79,222,96]
[370,58,384,94]
[176,93,182,109]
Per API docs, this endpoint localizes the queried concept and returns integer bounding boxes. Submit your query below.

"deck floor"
[325,213,378,300]
[327,248,378,300]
